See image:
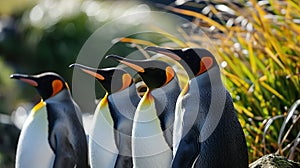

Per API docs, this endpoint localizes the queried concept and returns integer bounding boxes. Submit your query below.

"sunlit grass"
[117,0,300,162]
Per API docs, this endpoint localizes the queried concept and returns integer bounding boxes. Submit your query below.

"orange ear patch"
[197,57,214,76]
[51,79,63,96]
[20,78,38,87]
[120,73,132,91]
[164,66,175,85]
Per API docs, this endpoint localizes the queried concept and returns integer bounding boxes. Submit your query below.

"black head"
[145,46,218,79]
[10,72,69,100]
[106,55,175,91]
[70,63,133,94]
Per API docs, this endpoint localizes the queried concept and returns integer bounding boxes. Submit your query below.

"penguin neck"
[108,83,139,103]
[150,76,181,119]
[190,66,223,88]
[45,89,71,103]
[107,83,140,121]
[151,76,180,97]
[164,76,180,91]
[107,83,140,114]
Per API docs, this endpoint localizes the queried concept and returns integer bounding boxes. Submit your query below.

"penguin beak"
[105,55,145,73]
[10,74,38,87]
[69,63,105,80]
[145,46,182,61]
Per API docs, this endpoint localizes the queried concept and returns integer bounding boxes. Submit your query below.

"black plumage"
[146,47,248,168]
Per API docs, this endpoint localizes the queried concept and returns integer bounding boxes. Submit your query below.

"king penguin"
[146,47,249,168]
[106,55,181,168]
[10,72,88,168]
[70,64,140,168]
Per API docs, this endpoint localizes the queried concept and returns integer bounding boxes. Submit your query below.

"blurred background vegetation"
[0,0,299,167]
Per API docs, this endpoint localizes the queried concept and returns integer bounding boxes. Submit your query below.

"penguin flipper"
[50,127,76,168]
[114,129,133,168]
[73,100,83,125]
[115,155,133,168]
[171,126,200,168]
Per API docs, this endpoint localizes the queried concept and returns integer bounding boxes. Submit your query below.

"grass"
[115,0,300,162]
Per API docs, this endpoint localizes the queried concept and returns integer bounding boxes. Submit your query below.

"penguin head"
[10,72,69,100]
[145,46,218,79]
[70,63,133,94]
[106,55,175,91]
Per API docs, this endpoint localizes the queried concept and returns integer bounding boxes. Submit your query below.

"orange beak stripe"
[119,60,145,73]
[20,78,38,87]
[158,51,182,61]
[81,69,105,81]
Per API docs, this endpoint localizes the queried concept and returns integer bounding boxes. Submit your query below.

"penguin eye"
[51,79,64,96]
[164,66,175,86]
[197,57,214,76]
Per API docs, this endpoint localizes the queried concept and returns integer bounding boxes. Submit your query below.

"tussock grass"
[116,0,299,162]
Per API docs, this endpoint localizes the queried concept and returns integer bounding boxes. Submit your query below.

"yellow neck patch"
[180,83,189,97]
[32,100,46,114]
[51,79,63,97]
[100,93,109,108]
[65,82,70,91]
[141,89,154,107]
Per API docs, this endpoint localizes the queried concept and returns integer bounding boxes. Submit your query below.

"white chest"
[15,105,54,168]
[89,98,118,168]
[172,94,184,157]
[132,93,172,168]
